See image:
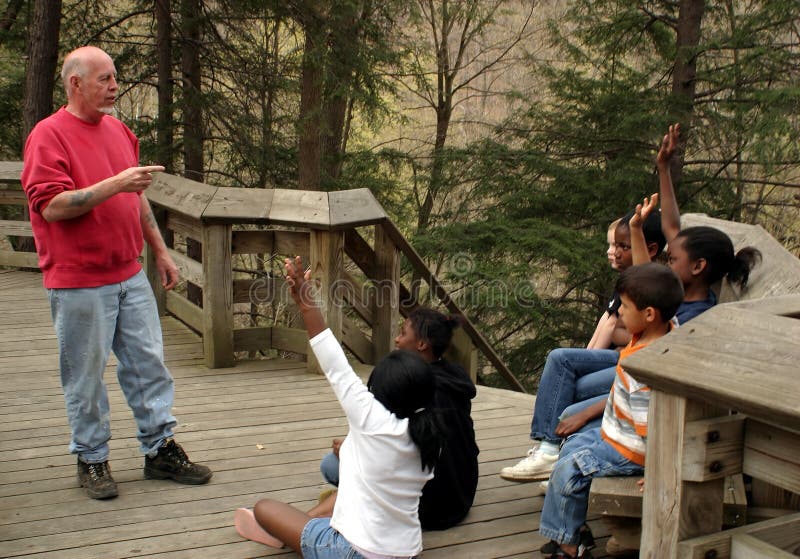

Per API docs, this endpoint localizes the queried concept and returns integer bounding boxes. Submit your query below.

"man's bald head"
[61,46,114,98]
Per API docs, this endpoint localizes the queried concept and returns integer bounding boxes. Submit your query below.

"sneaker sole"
[144,467,212,485]
[499,470,553,482]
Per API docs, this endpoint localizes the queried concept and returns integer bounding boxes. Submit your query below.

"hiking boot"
[144,438,212,484]
[77,459,118,500]
[500,445,558,482]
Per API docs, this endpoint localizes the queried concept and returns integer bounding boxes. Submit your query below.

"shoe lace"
[87,462,110,481]
[162,440,192,466]
[523,445,545,462]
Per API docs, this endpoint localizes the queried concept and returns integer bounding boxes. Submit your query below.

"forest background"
[1,0,798,389]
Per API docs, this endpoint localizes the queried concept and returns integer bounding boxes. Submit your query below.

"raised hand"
[284,256,313,307]
[629,193,658,231]
[656,123,680,168]
[284,256,325,337]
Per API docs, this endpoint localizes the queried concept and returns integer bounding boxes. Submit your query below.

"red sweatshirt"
[22,108,144,288]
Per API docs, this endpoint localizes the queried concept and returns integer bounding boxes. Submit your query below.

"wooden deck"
[0,269,612,559]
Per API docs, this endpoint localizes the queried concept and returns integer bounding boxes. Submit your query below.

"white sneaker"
[499,446,558,482]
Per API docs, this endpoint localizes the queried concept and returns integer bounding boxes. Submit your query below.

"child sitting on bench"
[538,262,684,559]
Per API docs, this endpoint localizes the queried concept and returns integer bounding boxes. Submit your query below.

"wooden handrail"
[379,220,527,392]
[343,226,526,391]
[0,162,525,391]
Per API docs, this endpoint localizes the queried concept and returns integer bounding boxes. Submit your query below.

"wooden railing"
[0,162,525,392]
[626,295,800,558]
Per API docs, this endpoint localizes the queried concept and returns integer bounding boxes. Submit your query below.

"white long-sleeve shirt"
[310,329,433,557]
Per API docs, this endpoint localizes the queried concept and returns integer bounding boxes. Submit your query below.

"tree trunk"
[669,0,705,188]
[155,0,174,173]
[320,1,362,189]
[22,0,61,142]
[180,0,203,306]
[20,0,61,255]
[298,30,323,191]
[180,0,203,182]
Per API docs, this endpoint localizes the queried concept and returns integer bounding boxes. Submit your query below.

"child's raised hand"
[630,193,659,230]
[284,256,313,308]
[656,123,681,168]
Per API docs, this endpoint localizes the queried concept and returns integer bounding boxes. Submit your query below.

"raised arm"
[630,194,659,265]
[655,123,681,243]
[285,256,326,338]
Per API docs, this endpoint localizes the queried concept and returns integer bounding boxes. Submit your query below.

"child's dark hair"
[407,307,462,359]
[615,262,684,322]
[619,208,667,256]
[368,350,445,471]
[674,226,762,289]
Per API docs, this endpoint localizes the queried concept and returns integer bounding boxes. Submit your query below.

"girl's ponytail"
[726,246,762,289]
[677,226,762,288]
[368,350,446,471]
[408,408,447,472]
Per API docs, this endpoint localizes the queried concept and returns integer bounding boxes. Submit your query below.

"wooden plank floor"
[0,269,612,558]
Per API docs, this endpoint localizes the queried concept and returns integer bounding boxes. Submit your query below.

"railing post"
[308,229,344,374]
[640,393,725,558]
[445,327,478,384]
[202,223,234,367]
[372,223,400,361]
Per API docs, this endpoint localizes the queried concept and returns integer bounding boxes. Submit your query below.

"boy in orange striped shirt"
[538,263,684,558]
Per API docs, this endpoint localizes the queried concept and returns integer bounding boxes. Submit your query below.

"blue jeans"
[530,348,618,444]
[48,269,177,463]
[301,518,366,559]
[539,428,643,544]
[321,451,340,486]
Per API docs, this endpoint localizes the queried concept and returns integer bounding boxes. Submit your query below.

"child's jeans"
[539,428,643,545]
[530,348,618,444]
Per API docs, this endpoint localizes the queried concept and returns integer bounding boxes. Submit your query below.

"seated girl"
[234,257,445,559]
[320,307,479,530]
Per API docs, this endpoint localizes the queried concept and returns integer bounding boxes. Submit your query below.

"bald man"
[22,46,211,499]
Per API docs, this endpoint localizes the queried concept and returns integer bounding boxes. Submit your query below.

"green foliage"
[414,0,799,387]
[4,0,798,389]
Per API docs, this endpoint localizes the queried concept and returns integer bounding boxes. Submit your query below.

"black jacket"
[418,359,480,530]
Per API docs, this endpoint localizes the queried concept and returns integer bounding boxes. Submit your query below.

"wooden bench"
[586,213,800,557]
